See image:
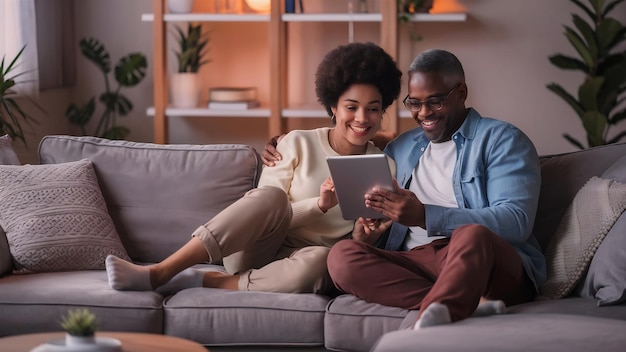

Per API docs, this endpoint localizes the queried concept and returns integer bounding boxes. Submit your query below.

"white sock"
[472,300,506,317]
[413,303,451,330]
[105,255,152,291]
[155,268,205,295]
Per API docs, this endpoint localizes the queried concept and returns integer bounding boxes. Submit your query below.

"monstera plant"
[66,38,148,140]
[547,0,626,149]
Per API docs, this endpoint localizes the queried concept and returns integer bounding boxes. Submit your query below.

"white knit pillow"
[540,177,626,299]
[0,159,130,272]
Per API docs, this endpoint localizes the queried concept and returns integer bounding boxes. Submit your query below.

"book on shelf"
[208,100,260,110]
[209,87,257,102]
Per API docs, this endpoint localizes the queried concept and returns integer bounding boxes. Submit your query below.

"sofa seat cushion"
[324,294,412,352]
[508,296,626,320]
[0,271,163,336]
[163,287,329,347]
[371,314,626,352]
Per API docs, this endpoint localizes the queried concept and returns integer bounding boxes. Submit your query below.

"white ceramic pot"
[65,333,96,346]
[170,73,202,108]
[167,0,194,13]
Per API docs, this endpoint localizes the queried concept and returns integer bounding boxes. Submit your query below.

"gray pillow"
[0,159,130,272]
[578,155,626,305]
[0,134,20,276]
[539,177,626,299]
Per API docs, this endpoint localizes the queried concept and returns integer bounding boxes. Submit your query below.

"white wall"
[14,0,626,163]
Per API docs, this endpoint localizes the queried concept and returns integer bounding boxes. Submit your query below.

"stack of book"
[207,87,260,109]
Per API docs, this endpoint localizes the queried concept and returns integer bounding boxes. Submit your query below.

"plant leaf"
[564,25,594,68]
[563,133,585,149]
[596,17,624,54]
[79,38,111,74]
[548,54,590,73]
[99,92,133,116]
[114,53,148,87]
[572,14,598,60]
[581,110,608,146]
[547,83,585,116]
[571,0,596,22]
[578,77,604,111]
[65,98,96,127]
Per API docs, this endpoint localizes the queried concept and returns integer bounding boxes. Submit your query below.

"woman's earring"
[331,114,336,124]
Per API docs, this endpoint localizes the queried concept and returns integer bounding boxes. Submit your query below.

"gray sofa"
[1,134,626,352]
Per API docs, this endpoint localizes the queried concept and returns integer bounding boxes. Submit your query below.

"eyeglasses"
[402,84,460,112]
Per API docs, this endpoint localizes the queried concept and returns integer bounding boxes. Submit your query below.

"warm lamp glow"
[245,0,271,13]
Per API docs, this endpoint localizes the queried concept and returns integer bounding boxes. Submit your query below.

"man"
[262,49,546,329]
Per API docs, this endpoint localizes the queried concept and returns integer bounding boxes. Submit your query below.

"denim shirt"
[382,108,547,289]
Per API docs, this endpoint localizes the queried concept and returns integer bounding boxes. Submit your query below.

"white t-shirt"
[402,140,458,250]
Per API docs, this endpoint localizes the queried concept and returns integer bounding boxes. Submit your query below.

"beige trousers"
[191,186,333,294]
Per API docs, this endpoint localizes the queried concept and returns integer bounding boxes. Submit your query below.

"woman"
[105,42,402,295]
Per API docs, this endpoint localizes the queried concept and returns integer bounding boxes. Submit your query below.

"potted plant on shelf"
[547,0,626,149]
[170,23,211,108]
[0,45,44,146]
[60,308,98,346]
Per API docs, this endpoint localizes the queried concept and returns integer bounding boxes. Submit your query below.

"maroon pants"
[327,224,535,322]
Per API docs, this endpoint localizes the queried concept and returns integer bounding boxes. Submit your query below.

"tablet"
[326,154,394,220]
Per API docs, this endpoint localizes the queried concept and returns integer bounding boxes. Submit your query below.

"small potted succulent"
[60,308,98,346]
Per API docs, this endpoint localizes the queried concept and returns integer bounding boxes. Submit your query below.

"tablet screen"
[326,154,394,220]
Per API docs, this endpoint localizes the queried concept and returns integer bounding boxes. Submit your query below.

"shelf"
[141,12,467,23]
[406,13,467,22]
[141,13,270,22]
[147,107,271,118]
[282,13,382,22]
[282,108,329,118]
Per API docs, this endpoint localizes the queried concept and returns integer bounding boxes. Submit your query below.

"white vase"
[167,0,194,13]
[65,333,96,346]
[170,73,202,108]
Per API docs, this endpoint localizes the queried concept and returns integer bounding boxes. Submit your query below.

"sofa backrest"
[533,142,626,250]
[38,135,262,263]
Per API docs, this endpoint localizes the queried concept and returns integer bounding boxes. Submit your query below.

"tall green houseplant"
[66,38,148,140]
[547,0,626,149]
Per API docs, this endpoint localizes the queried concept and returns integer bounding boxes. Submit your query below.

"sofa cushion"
[371,314,626,352]
[0,134,20,277]
[163,285,329,347]
[508,296,626,320]
[539,177,626,299]
[324,294,412,352]
[0,159,130,272]
[0,271,163,336]
[576,155,626,306]
[533,142,626,250]
[38,136,262,263]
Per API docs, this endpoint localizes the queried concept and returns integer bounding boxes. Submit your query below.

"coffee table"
[0,332,208,351]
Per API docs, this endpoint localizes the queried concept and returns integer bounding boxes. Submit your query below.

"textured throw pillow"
[576,155,626,305]
[539,177,626,299]
[0,159,130,272]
